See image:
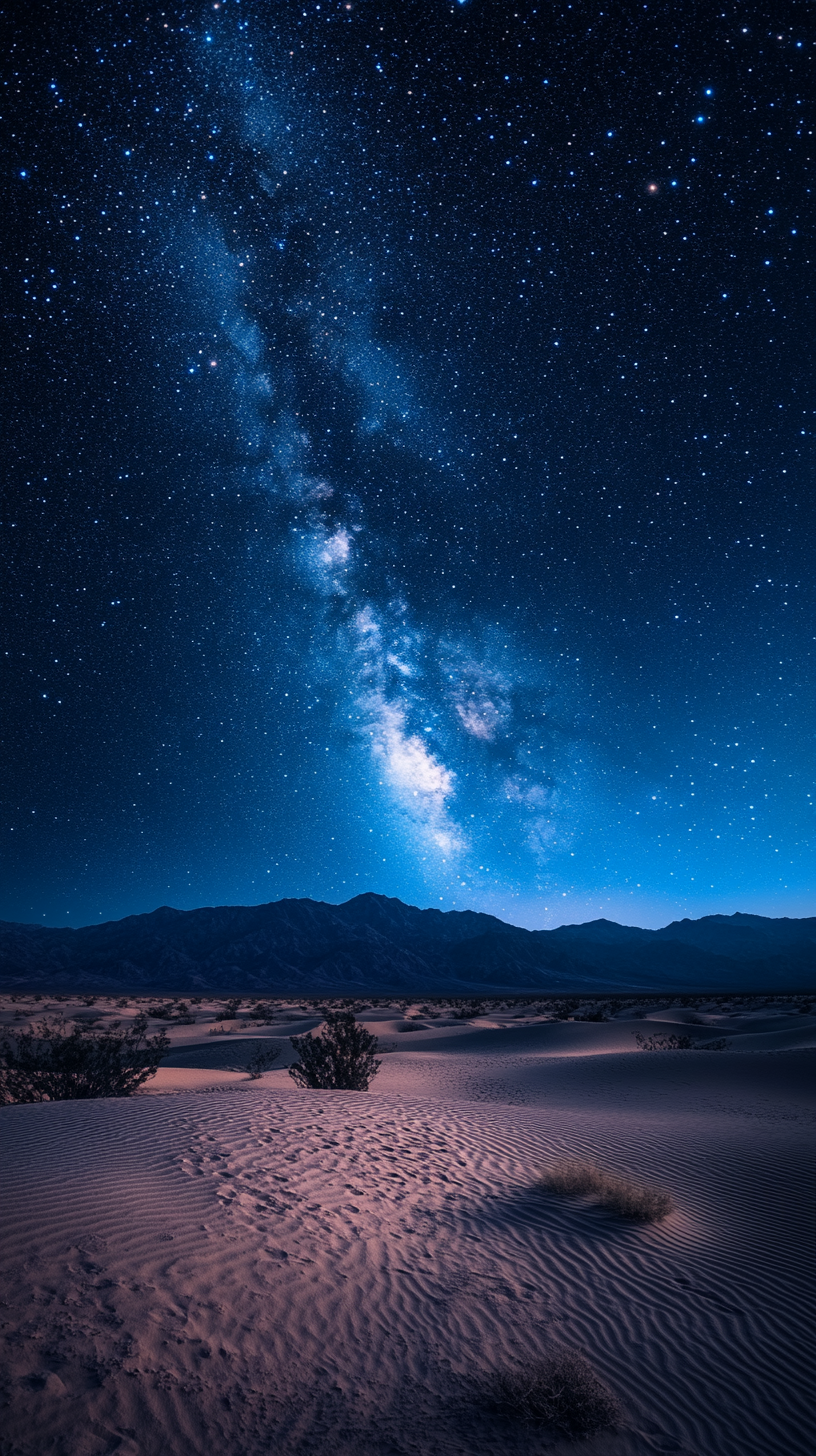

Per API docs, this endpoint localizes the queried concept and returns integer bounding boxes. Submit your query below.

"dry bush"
[289,1010,381,1091]
[635,1031,729,1052]
[635,1031,694,1050]
[491,1348,622,1434]
[537,1158,672,1222]
[245,1043,281,1079]
[0,1014,169,1103]
[248,1001,275,1022]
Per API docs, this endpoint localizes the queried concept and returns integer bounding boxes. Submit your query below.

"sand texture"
[1,1004,814,1456]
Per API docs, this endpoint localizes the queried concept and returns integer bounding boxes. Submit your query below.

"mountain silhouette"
[1,894,813,994]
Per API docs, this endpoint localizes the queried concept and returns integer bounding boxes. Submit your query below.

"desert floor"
[1,997,814,1456]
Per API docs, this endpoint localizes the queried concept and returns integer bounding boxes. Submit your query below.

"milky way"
[3,1,812,928]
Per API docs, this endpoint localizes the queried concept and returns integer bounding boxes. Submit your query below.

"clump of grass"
[490,1348,622,1434]
[537,1158,672,1222]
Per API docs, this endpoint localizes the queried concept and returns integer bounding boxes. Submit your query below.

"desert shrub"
[551,999,580,1021]
[537,1158,672,1222]
[222,998,242,1020]
[490,1348,621,1433]
[635,1032,694,1050]
[451,999,486,1020]
[635,1032,729,1051]
[248,1001,274,1021]
[0,1014,170,1104]
[289,1010,381,1091]
[147,1000,195,1024]
[246,1043,281,1079]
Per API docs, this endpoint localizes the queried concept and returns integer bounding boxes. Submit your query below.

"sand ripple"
[1,1071,813,1456]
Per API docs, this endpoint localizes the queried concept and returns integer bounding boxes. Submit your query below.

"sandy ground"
[1,1001,814,1456]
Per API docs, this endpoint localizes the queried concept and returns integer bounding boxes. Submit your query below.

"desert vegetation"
[245,1042,281,1079]
[289,1009,381,1090]
[2,990,810,1026]
[536,1158,673,1222]
[146,1000,196,1023]
[0,1014,170,1103]
[490,1347,622,1433]
[635,1032,729,1051]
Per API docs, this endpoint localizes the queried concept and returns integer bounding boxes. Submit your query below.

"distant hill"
[0,894,813,994]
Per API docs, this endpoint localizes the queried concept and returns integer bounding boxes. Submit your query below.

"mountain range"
[0,893,814,994]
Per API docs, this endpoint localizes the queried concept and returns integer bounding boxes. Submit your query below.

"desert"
[6,0,812,1451]
[1,990,814,1456]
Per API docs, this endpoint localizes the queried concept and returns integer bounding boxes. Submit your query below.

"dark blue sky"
[3,1,813,930]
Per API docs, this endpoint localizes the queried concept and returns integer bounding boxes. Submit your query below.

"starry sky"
[3,0,813,931]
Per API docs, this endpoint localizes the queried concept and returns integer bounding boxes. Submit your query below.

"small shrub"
[635,1032,694,1050]
[635,1032,729,1052]
[289,1010,381,1091]
[222,998,242,1021]
[552,999,580,1021]
[147,1000,195,1024]
[490,1348,622,1434]
[0,1014,170,1103]
[537,1158,672,1222]
[245,1043,281,1079]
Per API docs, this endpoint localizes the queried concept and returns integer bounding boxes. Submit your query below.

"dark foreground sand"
[1,1010,814,1456]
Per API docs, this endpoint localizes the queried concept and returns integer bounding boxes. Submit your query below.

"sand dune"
[1,1011,813,1456]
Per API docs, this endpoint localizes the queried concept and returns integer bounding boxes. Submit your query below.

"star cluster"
[2,1,812,928]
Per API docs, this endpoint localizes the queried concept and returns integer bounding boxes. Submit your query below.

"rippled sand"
[1,1011,813,1455]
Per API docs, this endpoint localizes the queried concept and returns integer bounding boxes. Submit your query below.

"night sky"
[3,1,813,931]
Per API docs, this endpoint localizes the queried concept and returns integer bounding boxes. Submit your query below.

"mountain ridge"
[0,893,813,994]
